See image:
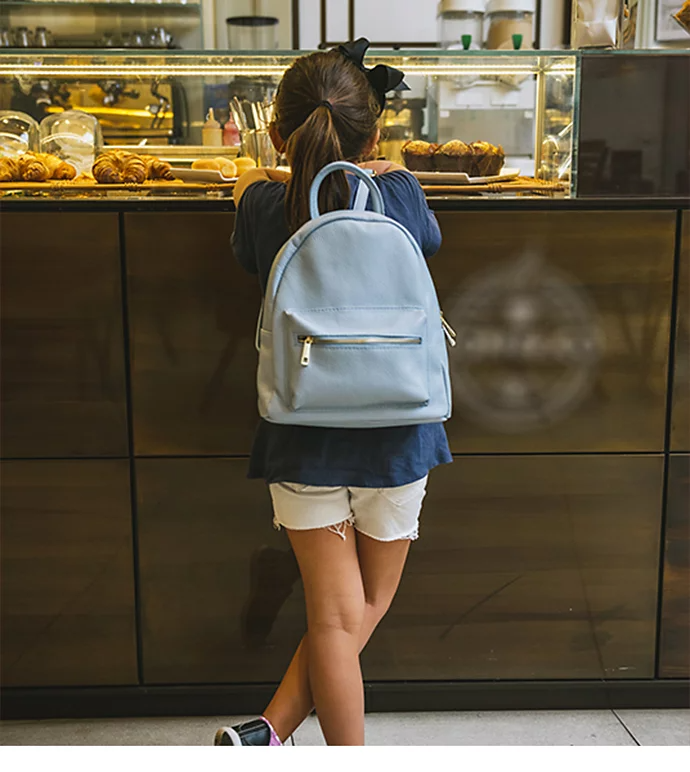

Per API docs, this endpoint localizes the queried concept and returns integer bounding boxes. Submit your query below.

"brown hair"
[272,50,380,233]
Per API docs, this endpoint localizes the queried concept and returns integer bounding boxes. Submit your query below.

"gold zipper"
[299,335,422,367]
[440,312,457,347]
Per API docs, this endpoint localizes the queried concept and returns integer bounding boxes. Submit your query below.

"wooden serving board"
[0,180,237,195]
[421,179,566,196]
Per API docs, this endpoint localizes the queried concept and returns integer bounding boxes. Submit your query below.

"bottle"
[202,108,223,147]
[223,114,241,147]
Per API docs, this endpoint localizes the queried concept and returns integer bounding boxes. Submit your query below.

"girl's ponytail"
[284,104,348,233]
[272,50,380,234]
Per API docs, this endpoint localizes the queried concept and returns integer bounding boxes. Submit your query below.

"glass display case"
[0,48,579,199]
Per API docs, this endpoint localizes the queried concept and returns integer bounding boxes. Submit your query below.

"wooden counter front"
[0,201,688,711]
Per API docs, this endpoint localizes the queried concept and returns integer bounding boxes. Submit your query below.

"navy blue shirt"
[232,169,452,487]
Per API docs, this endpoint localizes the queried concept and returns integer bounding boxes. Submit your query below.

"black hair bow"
[336,37,410,113]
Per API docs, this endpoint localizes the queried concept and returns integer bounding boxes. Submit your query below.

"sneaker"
[214,717,282,746]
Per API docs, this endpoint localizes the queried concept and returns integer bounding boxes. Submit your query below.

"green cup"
[461,34,472,50]
[512,33,523,50]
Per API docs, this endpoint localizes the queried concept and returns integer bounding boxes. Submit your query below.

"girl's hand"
[233,166,291,205]
[358,160,406,175]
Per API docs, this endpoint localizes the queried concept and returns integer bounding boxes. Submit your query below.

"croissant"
[0,156,20,182]
[141,155,175,181]
[34,152,76,180]
[18,153,50,182]
[93,150,147,184]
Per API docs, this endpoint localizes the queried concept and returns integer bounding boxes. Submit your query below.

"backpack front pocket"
[284,308,429,412]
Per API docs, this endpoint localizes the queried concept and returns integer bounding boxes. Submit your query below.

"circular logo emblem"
[447,253,603,433]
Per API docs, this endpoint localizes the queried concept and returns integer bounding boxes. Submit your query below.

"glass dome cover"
[39,110,103,176]
[0,110,39,157]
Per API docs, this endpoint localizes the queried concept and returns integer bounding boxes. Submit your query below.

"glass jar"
[226,16,279,50]
[0,110,39,156]
[486,0,535,50]
[39,110,102,176]
[437,0,485,50]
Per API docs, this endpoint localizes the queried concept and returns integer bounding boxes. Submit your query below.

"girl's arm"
[233,167,292,206]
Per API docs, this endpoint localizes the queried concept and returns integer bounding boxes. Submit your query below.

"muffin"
[433,140,472,172]
[469,140,505,177]
[401,140,438,172]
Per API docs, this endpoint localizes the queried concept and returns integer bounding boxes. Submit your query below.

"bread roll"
[234,157,257,175]
[18,153,50,182]
[192,159,221,171]
[214,158,237,178]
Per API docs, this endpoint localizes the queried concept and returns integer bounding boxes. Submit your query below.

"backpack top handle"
[309,161,385,221]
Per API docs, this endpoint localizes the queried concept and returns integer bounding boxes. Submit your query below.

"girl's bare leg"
[263,529,410,744]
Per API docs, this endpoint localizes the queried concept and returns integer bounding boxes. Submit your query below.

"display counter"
[1,48,689,718]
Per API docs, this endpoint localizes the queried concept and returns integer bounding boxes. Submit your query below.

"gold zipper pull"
[300,336,313,366]
[440,313,457,347]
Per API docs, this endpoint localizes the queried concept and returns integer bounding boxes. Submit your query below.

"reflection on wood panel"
[0,461,137,687]
[136,455,660,683]
[0,213,128,458]
[659,455,690,678]
[433,211,675,453]
[125,213,261,456]
[136,458,303,684]
[364,455,662,680]
[671,213,689,452]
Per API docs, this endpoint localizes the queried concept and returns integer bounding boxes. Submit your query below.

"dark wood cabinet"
[0,213,128,458]
[659,454,690,678]
[433,211,676,454]
[136,458,304,684]
[136,454,662,684]
[125,213,261,457]
[363,454,663,680]
[0,460,137,687]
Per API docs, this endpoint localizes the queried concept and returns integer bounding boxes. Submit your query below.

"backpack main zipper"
[299,335,422,367]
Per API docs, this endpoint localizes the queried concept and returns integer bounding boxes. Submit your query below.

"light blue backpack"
[256,161,454,428]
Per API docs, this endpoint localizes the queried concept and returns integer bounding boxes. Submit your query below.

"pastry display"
[0,152,76,182]
[141,155,175,181]
[92,150,148,184]
[401,138,505,177]
[401,140,438,172]
[433,140,472,172]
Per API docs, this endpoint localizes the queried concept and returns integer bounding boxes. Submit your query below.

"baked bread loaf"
[141,155,175,181]
[433,140,472,172]
[93,150,147,184]
[674,1,690,32]
[468,140,505,177]
[401,140,438,172]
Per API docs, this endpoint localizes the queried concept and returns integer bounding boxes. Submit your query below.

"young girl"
[215,40,451,747]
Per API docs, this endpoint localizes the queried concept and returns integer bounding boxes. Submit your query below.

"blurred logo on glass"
[447,253,603,432]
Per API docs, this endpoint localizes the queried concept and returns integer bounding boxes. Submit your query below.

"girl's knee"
[309,602,365,639]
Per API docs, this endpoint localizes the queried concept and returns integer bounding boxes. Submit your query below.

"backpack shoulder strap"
[352,179,371,211]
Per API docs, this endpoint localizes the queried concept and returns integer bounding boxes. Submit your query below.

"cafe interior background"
[0,0,689,725]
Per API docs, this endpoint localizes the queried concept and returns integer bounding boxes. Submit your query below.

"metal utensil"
[231,96,248,131]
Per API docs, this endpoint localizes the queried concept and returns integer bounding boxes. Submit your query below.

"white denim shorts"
[269,476,428,542]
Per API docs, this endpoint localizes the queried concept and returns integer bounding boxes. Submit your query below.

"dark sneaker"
[214,717,282,746]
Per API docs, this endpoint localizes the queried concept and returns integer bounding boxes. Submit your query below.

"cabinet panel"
[659,454,690,678]
[364,455,662,680]
[125,212,261,456]
[136,458,303,684]
[671,212,689,452]
[137,455,661,683]
[0,213,128,458]
[433,211,675,453]
[0,460,137,687]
